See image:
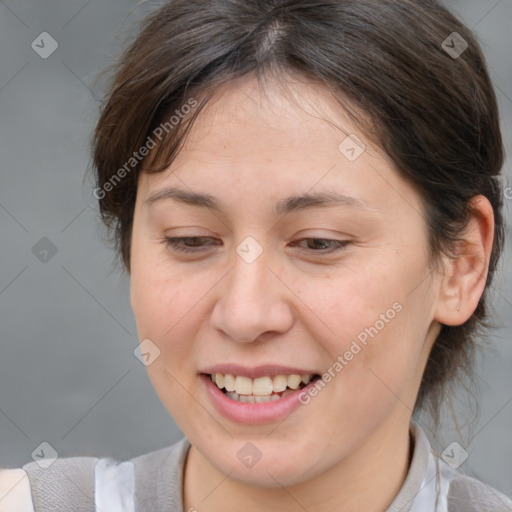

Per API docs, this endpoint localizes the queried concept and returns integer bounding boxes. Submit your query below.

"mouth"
[203,372,322,403]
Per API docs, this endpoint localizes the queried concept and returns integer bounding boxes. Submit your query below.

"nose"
[210,246,294,343]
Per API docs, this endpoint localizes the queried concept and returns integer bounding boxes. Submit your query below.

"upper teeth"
[210,373,313,396]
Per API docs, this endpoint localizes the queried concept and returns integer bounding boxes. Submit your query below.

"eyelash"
[162,236,349,255]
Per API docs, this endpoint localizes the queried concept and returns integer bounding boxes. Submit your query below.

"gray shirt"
[16,421,512,511]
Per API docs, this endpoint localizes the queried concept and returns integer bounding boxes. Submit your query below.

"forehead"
[184,73,364,155]
[136,73,424,222]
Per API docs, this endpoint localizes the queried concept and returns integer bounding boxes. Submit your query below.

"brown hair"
[91,0,505,420]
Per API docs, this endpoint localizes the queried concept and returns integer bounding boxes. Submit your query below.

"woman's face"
[130,73,443,487]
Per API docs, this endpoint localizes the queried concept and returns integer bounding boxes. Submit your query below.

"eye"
[162,236,349,255]
[291,238,349,254]
[163,236,220,253]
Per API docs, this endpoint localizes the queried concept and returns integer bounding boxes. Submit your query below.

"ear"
[434,195,495,326]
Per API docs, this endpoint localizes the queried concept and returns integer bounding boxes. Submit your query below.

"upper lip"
[200,364,319,379]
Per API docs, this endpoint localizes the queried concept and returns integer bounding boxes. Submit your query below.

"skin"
[129,72,494,512]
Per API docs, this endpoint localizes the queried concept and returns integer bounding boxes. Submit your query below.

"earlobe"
[434,195,495,327]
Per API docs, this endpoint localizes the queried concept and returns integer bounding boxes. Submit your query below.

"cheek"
[130,241,185,332]
[300,262,400,346]
[309,253,429,395]
[130,249,193,381]
[130,250,207,426]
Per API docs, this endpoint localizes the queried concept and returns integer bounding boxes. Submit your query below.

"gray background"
[1,0,511,498]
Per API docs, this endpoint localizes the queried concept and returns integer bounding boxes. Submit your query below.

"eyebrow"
[145,186,377,216]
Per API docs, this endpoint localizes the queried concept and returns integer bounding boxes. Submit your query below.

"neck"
[183,413,413,512]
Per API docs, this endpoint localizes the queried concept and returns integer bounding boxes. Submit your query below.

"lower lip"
[200,374,319,425]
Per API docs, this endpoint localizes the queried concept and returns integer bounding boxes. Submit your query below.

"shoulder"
[130,435,190,468]
[21,455,99,512]
[0,469,34,512]
[0,438,191,512]
[446,472,512,512]
[129,437,191,511]
[406,422,512,512]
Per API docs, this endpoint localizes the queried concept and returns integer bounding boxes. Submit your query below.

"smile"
[208,372,320,403]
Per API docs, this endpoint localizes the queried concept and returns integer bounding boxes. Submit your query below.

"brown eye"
[292,238,349,253]
[163,236,220,253]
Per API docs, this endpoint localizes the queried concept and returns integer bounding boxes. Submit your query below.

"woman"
[1,0,511,510]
